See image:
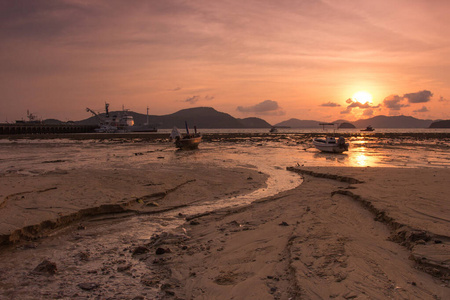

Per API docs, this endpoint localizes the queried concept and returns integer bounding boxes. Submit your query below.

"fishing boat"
[313,136,349,153]
[361,125,375,132]
[172,122,202,150]
[175,134,202,150]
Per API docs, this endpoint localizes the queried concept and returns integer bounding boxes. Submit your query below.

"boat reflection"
[313,152,348,162]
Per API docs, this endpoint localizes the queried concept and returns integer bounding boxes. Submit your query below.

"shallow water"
[0,136,449,299]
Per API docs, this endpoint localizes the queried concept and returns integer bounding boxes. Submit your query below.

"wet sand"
[0,162,267,246]
[0,149,449,298]
[142,167,449,299]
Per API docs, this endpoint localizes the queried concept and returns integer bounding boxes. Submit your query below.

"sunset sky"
[1,0,449,124]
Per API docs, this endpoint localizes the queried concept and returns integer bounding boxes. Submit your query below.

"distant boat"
[269,127,278,133]
[87,104,158,133]
[361,125,375,132]
[87,103,129,133]
[313,137,349,153]
[172,122,202,150]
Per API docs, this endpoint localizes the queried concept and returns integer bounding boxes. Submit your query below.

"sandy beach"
[0,161,267,244]
[0,137,449,299]
[0,165,449,299]
[136,166,449,300]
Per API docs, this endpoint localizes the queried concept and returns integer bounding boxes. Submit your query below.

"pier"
[0,123,98,135]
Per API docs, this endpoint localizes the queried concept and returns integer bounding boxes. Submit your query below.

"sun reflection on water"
[354,152,368,166]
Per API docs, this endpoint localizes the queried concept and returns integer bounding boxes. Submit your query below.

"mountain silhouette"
[351,115,433,128]
[274,118,322,128]
[67,107,439,129]
[77,107,271,129]
[429,120,450,128]
[274,115,434,128]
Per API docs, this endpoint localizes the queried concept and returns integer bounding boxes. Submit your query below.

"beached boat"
[361,125,375,132]
[175,134,202,149]
[313,136,349,153]
[171,122,202,150]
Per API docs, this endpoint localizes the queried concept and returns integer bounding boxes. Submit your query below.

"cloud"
[340,98,379,114]
[182,94,214,104]
[340,108,351,114]
[383,95,409,110]
[320,102,341,107]
[237,100,285,115]
[413,106,429,113]
[172,87,181,91]
[403,90,433,103]
[184,95,200,104]
[348,102,371,109]
[363,108,374,116]
[438,96,448,102]
[383,90,434,113]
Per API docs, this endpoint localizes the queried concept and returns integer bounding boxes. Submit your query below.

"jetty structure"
[0,110,97,135]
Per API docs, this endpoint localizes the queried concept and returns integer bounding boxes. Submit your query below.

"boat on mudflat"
[171,122,202,150]
[175,134,202,149]
[313,136,349,153]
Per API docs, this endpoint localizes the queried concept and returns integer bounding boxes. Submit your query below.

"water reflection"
[313,152,348,163]
[354,153,368,167]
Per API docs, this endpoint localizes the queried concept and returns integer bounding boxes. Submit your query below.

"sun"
[352,91,373,104]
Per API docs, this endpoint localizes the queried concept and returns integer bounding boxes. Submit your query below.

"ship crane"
[86,102,111,125]
[85,103,119,133]
[86,107,106,125]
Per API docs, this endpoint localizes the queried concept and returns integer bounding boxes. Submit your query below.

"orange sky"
[1,0,449,124]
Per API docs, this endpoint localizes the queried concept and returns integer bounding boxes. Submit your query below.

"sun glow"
[352,91,373,104]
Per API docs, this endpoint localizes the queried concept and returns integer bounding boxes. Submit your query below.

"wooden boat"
[313,137,349,153]
[173,122,202,150]
[175,134,202,149]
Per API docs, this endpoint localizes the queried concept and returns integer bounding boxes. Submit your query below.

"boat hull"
[175,136,202,150]
[313,138,349,153]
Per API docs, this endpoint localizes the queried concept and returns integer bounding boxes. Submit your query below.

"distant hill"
[274,118,322,128]
[429,120,450,128]
[43,119,64,125]
[352,115,433,128]
[332,119,351,125]
[338,122,355,129]
[77,107,270,129]
[68,107,439,129]
[237,117,271,128]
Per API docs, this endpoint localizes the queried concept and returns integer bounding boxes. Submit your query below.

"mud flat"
[0,162,267,246]
[141,167,449,299]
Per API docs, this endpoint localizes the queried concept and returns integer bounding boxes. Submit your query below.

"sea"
[0,128,449,298]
